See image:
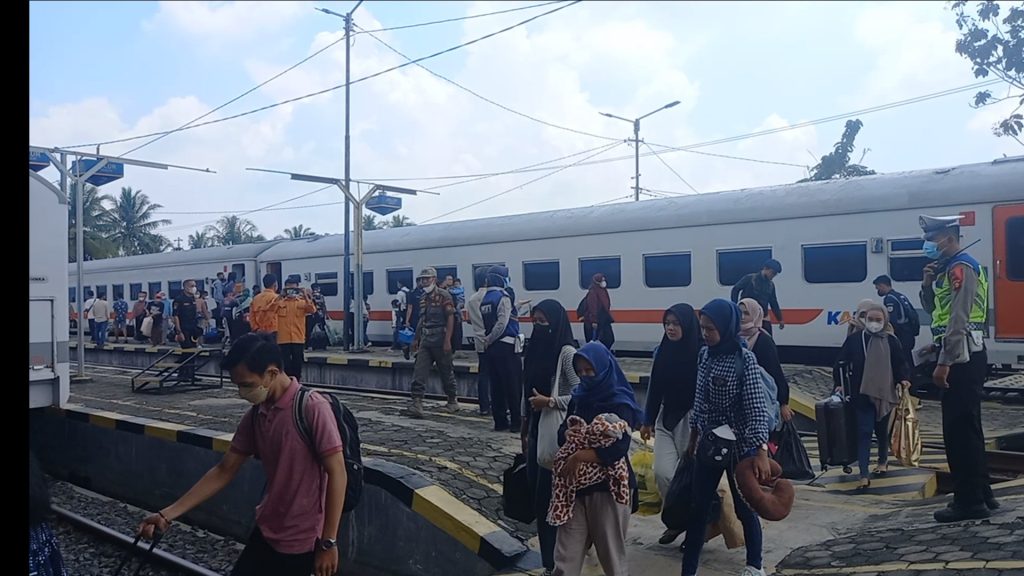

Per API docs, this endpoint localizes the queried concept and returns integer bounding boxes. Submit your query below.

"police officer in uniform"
[481,270,524,433]
[401,268,460,419]
[918,215,998,522]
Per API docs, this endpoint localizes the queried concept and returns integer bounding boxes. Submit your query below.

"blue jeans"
[681,453,763,575]
[855,395,891,479]
[477,352,491,414]
[94,321,108,347]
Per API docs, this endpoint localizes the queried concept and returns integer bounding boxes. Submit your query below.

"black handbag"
[502,453,535,524]
[696,429,739,471]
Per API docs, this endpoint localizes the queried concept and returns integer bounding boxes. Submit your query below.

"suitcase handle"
[114,530,164,576]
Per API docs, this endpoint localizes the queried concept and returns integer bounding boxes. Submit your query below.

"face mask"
[423,283,435,293]
[866,321,884,334]
[599,281,607,288]
[239,383,270,405]
[922,240,942,260]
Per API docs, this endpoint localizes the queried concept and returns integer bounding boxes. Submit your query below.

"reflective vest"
[481,288,519,343]
[929,252,988,342]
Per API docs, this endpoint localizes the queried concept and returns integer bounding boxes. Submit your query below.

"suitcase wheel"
[843,466,852,474]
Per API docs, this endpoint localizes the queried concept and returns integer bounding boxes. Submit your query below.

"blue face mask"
[923,240,942,260]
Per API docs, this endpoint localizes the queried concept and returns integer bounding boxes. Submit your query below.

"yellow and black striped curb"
[776,559,1024,574]
[44,403,527,568]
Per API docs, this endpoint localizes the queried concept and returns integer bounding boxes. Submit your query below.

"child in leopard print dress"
[547,413,631,526]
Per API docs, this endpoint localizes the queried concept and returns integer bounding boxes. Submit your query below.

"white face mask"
[239,384,269,405]
[423,283,435,293]
[599,281,607,288]
[866,321,884,334]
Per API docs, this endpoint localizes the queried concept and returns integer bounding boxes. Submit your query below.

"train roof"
[257,156,1024,260]
[68,239,286,274]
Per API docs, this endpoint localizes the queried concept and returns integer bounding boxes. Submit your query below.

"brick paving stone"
[977,551,1016,561]
[903,552,938,562]
[936,551,974,562]
[895,546,928,555]
[930,545,961,554]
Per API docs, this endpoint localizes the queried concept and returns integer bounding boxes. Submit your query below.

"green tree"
[188,230,213,249]
[284,224,316,238]
[67,184,116,262]
[385,214,415,228]
[798,119,877,183]
[951,1,1024,145]
[106,186,172,256]
[205,215,264,245]
[363,214,383,231]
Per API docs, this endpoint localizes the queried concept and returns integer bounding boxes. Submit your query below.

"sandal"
[856,478,871,491]
[872,465,888,477]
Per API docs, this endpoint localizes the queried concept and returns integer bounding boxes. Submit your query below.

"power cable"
[63,1,582,150]
[420,140,623,223]
[647,144,807,168]
[356,23,619,142]
[158,184,334,233]
[642,141,699,194]
[353,0,568,34]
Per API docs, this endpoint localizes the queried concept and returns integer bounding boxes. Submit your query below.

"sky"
[29,0,1022,245]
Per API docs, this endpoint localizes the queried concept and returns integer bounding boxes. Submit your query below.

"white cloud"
[145,1,311,46]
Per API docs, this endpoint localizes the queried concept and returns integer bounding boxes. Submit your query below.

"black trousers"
[231,529,315,576]
[941,349,991,507]
[895,330,916,378]
[761,319,773,336]
[178,325,200,382]
[487,341,522,431]
[280,343,305,381]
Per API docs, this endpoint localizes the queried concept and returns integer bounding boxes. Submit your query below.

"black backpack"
[894,291,921,336]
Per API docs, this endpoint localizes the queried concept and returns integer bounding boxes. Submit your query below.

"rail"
[51,504,222,576]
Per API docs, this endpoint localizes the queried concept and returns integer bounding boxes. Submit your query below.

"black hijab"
[646,303,702,430]
[524,299,576,396]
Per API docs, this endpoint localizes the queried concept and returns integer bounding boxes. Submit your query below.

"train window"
[231,263,246,284]
[387,269,414,294]
[717,248,772,286]
[1007,216,1024,281]
[315,272,339,297]
[112,284,125,300]
[434,266,458,285]
[95,285,108,299]
[523,260,560,291]
[473,263,506,290]
[348,271,375,296]
[802,242,868,284]
[69,287,77,303]
[579,257,621,290]
[129,283,142,300]
[83,286,91,299]
[266,262,282,285]
[168,281,183,299]
[644,253,693,288]
[148,282,162,297]
[888,239,931,282]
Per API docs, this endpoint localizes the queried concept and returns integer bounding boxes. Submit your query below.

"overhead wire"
[355,23,619,142]
[63,0,583,150]
[642,141,699,194]
[420,140,624,223]
[353,0,569,34]
[158,184,334,233]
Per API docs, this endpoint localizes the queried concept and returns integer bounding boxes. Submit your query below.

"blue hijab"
[701,298,743,356]
[571,341,643,428]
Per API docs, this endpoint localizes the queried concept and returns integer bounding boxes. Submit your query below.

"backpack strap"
[292,387,318,461]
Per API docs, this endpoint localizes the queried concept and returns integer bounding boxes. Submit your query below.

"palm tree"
[205,215,263,245]
[284,224,315,238]
[67,184,116,262]
[188,230,213,249]
[363,214,382,231]
[139,234,172,254]
[106,186,172,256]
[386,214,415,228]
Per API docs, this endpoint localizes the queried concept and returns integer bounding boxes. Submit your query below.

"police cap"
[919,214,961,241]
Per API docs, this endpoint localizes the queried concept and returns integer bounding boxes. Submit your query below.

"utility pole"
[599,100,681,201]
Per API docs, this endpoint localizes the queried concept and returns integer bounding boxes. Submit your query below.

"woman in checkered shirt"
[681,298,772,576]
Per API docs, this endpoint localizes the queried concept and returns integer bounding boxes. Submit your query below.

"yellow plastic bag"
[890,387,922,467]
[631,444,661,516]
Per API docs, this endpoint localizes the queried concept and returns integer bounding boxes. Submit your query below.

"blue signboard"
[70,158,124,186]
[29,151,50,172]
[367,193,402,216]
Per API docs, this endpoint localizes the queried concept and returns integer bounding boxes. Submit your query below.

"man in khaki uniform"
[402,268,459,418]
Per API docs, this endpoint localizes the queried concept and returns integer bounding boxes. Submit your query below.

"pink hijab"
[739,298,766,349]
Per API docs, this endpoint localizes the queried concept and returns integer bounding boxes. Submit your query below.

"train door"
[266,262,282,286]
[993,203,1024,340]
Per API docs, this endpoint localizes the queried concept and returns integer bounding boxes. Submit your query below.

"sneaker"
[934,504,990,523]
[400,398,425,419]
[444,400,461,413]
[740,567,767,576]
[946,497,1000,511]
[658,528,683,545]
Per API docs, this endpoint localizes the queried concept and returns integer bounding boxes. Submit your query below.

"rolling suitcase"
[815,360,857,474]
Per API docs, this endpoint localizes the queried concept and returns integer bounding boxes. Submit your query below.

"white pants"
[654,410,692,502]
[552,492,630,576]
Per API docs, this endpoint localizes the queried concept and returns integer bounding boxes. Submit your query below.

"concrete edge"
[45,403,528,569]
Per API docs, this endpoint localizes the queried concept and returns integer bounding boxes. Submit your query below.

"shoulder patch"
[949,265,965,291]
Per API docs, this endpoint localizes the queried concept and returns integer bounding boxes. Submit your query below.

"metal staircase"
[131,347,223,394]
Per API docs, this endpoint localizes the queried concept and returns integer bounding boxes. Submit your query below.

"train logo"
[826,310,856,326]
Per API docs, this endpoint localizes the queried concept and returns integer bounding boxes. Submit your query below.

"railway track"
[52,505,222,576]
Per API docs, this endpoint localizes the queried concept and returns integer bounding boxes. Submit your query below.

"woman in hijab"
[739,299,792,425]
[833,300,910,489]
[582,274,614,349]
[523,300,580,575]
[682,299,772,576]
[552,341,640,576]
[639,303,701,546]
[847,299,876,336]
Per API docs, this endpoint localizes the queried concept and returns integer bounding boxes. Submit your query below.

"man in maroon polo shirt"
[137,333,348,576]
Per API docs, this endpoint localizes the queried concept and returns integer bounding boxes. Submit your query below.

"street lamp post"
[599,100,680,201]
[317,1,363,351]
[247,168,437,351]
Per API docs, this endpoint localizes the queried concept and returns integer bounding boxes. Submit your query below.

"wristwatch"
[319,538,337,551]
[547,397,556,409]
[759,443,769,452]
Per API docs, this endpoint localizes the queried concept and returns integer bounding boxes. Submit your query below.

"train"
[31,168,70,409]
[68,156,1024,369]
